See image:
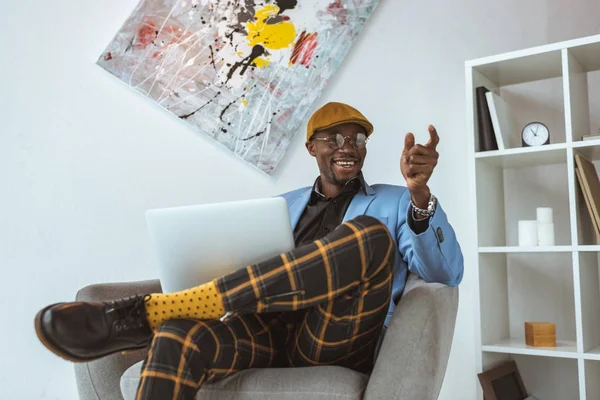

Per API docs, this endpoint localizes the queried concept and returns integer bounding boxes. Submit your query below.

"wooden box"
[525,322,556,347]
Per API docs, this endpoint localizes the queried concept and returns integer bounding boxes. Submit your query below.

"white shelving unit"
[467,34,600,400]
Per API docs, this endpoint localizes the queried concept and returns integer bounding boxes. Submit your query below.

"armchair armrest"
[364,276,459,400]
[74,279,162,400]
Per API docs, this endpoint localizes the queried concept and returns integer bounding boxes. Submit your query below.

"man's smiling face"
[306,122,368,188]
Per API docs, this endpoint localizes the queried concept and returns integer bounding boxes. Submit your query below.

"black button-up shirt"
[293,175,366,247]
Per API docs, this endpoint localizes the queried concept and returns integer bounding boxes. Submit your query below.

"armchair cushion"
[121,362,368,400]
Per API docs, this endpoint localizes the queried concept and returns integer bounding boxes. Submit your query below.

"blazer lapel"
[343,182,376,222]
[289,188,312,230]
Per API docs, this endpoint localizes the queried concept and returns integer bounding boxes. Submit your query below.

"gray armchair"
[74,273,458,400]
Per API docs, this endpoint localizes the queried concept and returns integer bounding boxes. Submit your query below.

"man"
[34,102,463,399]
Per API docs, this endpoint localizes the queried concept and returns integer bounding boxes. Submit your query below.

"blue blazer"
[280,181,464,325]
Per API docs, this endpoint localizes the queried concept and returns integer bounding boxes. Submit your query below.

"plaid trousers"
[135,215,396,400]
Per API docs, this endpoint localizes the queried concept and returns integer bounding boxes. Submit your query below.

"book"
[475,86,498,152]
[582,134,600,141]
[574,153,600,242]
[485,90,517,150]
[575,168,600,241]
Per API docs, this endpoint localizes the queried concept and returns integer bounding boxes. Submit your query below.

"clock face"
[522,122,549,146]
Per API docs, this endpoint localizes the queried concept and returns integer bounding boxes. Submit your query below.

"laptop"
[145,197,295,293]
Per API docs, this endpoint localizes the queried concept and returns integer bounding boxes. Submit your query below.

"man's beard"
[328,168,358,187]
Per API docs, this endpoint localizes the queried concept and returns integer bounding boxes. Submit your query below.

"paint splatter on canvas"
[97,0,379,174]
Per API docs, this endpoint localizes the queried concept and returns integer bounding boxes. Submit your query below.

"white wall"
[1,0,599,399]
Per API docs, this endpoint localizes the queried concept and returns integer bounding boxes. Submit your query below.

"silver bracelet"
[412,211,430,221]
[411,194,437,219]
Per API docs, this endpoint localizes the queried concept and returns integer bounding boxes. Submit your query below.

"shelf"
[576,245,600,252]
[479,246,572,253]
[482,338,578,358]
[572,141,600,161]
[585,360,600,399]
[469,34,600,398]
[475,143,567,168]
[478,253,576,356]
[471,49,563,86]
[565,46,600,146]
[579,252,600,358]
[474,134,600,165]
[513,355,580,400]
[569,41,600,72]
[573,143,600,246]
[479,245,600,252]
[584,346,600,360]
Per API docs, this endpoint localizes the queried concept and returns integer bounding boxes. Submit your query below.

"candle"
[518,220,538,247]
[537,207,553,224]
[538,223,555,246]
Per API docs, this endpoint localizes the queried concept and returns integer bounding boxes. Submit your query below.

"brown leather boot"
[34,294,153,362]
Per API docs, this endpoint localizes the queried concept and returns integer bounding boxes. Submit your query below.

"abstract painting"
[97,0,380,175]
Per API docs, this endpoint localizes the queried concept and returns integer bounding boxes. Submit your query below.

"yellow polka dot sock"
[143,280,225,331]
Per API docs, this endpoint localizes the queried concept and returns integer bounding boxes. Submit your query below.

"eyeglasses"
[311,133,368,149]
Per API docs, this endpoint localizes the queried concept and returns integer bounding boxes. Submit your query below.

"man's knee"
[344,216,396,272]
[348,216,394,248]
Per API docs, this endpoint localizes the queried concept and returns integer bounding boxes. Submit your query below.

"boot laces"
[106,294,150,325]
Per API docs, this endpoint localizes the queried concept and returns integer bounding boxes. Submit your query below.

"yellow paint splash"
[252,57,271,68]
[246,5,296,51]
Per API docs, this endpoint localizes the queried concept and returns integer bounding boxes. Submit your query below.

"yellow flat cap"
[306,102,373,141]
